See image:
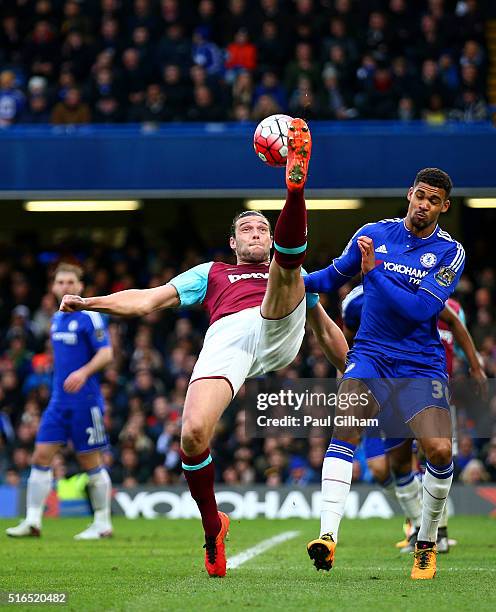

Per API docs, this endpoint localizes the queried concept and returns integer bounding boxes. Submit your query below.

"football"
[253,114,293,167]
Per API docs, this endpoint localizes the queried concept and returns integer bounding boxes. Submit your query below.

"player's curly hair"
[230,210,272,238]
[414,168,453,198]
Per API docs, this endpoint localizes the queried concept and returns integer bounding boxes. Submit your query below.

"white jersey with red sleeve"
[169,261,318,326]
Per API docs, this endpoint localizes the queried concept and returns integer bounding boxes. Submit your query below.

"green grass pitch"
[1,517,495,611]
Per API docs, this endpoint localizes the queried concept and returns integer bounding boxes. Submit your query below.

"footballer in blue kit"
[341,281,484,554]
[38,309,109,451]
[305,168,465,579]
[6,263,114,541]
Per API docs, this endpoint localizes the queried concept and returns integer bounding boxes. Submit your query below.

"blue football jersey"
[310,218,465,361]
[50,310,110,402]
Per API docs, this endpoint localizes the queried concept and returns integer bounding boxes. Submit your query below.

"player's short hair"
[230,210,272,239]
[414,168,453,198]
[54,262,83,281]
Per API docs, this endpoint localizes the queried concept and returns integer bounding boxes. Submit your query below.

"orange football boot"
[286,118,312,191]
[411,543,437,580]
[307,532,336,571]
[203,511,230,577]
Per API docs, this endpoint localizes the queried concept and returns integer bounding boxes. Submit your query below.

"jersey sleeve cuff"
[167,281,183,306]
[333,262,353,278]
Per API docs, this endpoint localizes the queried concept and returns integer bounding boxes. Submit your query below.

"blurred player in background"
[341,285,486,553]
[6,263,114,540]
[305,168,466,579]
[58,118,349,577]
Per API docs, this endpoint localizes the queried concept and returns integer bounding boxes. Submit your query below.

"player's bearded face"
[52,273,83,302]
[407,182,450,231]
[231,217,272,263]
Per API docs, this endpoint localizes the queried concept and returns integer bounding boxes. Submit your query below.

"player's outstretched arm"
[304,229,364,294]
[439,305,488,396]
[304,264,344,294]
[307,302,349,372]
[60,284,180,317]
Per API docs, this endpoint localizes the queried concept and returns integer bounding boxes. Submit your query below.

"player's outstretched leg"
[261,118,311,322]
[5,464,52,537]
[272,117,311,271]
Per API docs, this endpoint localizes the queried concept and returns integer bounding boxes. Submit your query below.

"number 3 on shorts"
[431,380,449,403]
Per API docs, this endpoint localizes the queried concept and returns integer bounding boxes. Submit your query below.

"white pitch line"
[227,530,300,570]
[251,564,496,573]
[328,567,496,572]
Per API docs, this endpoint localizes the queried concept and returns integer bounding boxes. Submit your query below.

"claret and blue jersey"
[36,310,110,453]
[305,218,465,366]
[169,261,319,326]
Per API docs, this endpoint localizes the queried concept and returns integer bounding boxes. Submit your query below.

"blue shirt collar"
[402,218,438,241]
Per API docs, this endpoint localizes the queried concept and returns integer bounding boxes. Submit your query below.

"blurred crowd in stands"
[0,0,492,126]
[1,228,496,488]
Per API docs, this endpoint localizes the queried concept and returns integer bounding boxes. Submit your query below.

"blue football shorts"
[342,348,450,437]
[36,397,108,453]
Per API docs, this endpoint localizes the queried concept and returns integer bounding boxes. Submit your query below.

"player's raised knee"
[181,421,209,456]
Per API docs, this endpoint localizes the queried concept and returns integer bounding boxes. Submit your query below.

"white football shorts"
[190,298,306,396]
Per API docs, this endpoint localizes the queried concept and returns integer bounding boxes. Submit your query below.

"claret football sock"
[26,465,53,528]
[181,448,221,538]
[320,439,356,542]
[274,189,307,270]
[417,460,453,543]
